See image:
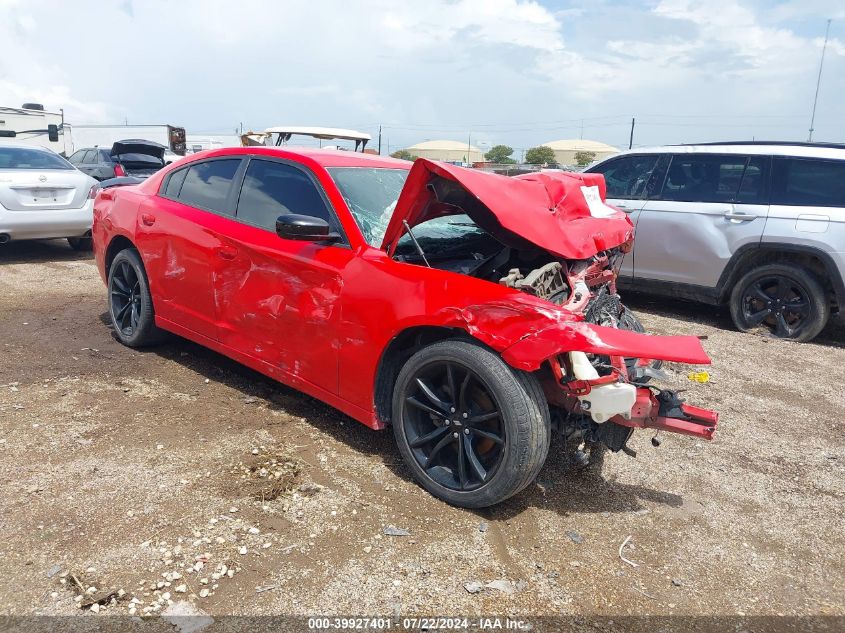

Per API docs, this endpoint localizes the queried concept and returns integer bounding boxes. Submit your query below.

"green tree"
[390,149,417,161]
[484,144,516,164]
[574,150,597,166]
[524,145,556,165]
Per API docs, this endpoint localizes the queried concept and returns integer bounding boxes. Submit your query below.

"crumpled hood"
[380,159,634,260]
[110,139,167,161]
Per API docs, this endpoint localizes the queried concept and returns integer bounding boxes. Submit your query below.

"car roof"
[0,142,58,152]
[603,142,845,161]
[200,146,410,169]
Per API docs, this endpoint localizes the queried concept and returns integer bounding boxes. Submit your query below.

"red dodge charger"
[93,147,718,507]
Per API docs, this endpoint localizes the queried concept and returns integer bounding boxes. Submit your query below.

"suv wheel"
[729,263,829,342]
[392,340,550,508]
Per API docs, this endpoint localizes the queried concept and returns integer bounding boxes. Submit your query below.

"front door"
[214,157,353,395]
[633,154,770,288]
[587,153,668,279]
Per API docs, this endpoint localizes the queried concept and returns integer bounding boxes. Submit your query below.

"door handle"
[724,211,756,222]
[217,246,237,260]
[140,213,156,226]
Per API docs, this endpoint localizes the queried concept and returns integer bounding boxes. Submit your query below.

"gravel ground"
[0,240,843,624]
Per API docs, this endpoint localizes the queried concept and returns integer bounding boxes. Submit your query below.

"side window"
[589,154,659,199]
[99,150,112,164]
[162,167,188,199]
[236,159,335,232]
[736,156,769,204]
[81,150,97,164]
[68,150,85,165]
[661,155,748,203]
[177,159,241,215]
[771,158,845,208]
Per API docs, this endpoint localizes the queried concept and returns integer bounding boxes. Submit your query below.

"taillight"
[88,185,99,199]
[114,163,126,177]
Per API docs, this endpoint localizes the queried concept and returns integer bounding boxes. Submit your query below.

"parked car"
[163,150,183,165]
[68,139,167,181]
[586,142,845,342]
[0,143,97,250]
[92,147,718,508]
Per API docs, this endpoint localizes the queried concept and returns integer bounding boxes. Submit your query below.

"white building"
[540,139,620,165]
[404,139,484,163]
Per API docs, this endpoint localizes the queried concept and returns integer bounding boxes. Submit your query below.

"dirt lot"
[1,240,843,624]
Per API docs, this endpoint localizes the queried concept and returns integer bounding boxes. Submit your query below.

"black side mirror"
[275,213,340,242]
[48,124,59,142]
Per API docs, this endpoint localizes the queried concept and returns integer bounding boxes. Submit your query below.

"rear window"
[177,159,241,214]
[114,153,162,165]
[163,167,188,198]
[0,147,73,170]
[771,158,845,208]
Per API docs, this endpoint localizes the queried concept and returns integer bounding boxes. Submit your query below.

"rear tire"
[108,248,166,347]
[729,264,828,342]
[392,340,550,508]
[67,236,93,251]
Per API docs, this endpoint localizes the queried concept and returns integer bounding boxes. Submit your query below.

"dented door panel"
[136,196,221,340]
[213,223,352,395]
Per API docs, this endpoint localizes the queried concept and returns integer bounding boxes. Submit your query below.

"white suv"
[586,142,845,342]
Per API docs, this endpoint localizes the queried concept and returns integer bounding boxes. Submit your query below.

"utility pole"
[378,125,382,155]
[629,117,636,149]
[467,132,471,165]
[580,119,584,140]
[808,19,832,142]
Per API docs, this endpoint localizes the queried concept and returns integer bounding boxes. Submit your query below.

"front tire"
[729,264,829,342]
[392,340,550,508]
[108,248,166,347]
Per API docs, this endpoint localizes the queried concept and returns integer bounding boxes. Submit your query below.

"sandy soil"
[0,240,843,624]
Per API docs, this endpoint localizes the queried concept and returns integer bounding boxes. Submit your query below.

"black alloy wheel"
[730,264,829,342]
[392,340,550,508]
[402,360,506,492]
[107,248,166,347]
[740,276,808,337]
[110,259,142,337]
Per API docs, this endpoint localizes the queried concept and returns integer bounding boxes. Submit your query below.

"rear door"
[214,157,353,395]
[138,157,245,340]
[76,150,99,178]
[95,150,116,180]
[633,153,770,288]
[586,153,668,278]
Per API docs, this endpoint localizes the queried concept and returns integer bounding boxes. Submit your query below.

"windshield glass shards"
[328,167,409,246]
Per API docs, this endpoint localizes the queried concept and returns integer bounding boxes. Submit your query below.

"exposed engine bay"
[390,170,717,464]
[393,221,634,334]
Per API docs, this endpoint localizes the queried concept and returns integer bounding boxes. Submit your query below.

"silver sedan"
[0,144,98,250]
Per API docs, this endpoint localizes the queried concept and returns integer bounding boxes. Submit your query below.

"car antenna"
[403,220,430,267]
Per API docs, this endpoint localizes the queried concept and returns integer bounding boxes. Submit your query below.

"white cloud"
[0,0,842,149]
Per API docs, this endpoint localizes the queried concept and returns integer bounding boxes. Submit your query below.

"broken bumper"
[617,388,719,440]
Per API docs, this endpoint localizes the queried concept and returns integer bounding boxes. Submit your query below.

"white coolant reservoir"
[568,351,637,423]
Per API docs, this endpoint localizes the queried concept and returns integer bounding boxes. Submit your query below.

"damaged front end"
[385,159,719,460]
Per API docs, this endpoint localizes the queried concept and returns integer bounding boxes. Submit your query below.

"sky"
[1,0,843,156]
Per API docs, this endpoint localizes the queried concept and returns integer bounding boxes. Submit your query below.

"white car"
[0,143,98,250]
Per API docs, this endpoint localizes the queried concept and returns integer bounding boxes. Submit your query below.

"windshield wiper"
[403,220,430,268]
